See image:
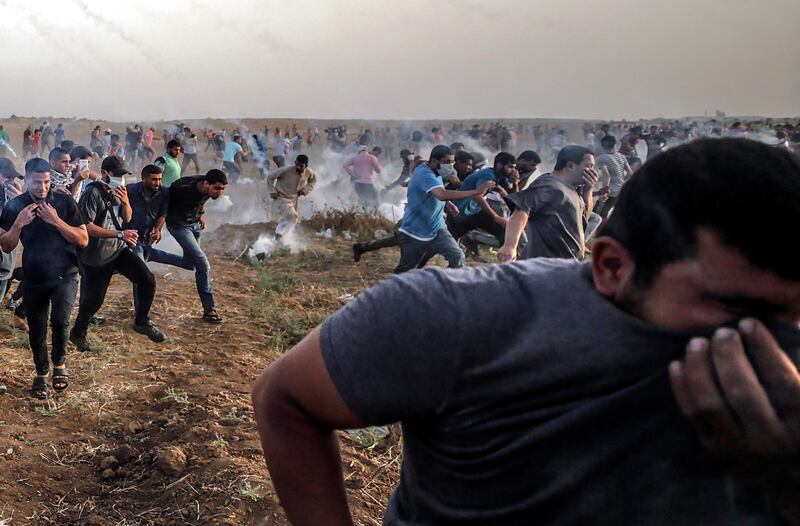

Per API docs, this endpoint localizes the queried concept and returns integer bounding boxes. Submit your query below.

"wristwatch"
[116,231,123,240]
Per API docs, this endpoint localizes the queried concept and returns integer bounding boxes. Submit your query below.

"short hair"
[450,142,465,151]
[600,135,618,150]
[25,157,51,176]
[601,138,800,287]
[233,135,242,142]
[204,168,228,185]
[554,145,593,171]
[429,145,453,161]
[141,164,163,177]
[517,150,541,163]
[60,140,75,151]
[49,147,68,164]
[371,146,383,155]
[493,152,516,167]
[111,134,120,141]
[454,150,474,163]
[167,139,182,149]
[69,145,92,160]
[295,154,309,165]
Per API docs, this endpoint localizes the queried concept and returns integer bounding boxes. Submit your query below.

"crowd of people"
[252,135,800,525]
[1,115,799,524]
[0,128,231,397]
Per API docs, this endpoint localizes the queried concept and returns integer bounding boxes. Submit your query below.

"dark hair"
[69,145,92,160]
[141,164,163,177]
[167,139,182,149]
[295,154,309,165]
[450,142,465,150]
[48,147,68,164]
[429,145,452,161]
[25,157,51,176]
[600,135,618,150]
[60,140,75,151]
[517,150,541,163]
[493,152,516,167]
[204,169,228,185]
[371,146,382,155]
[454,150,474,163]
[554,145,593,171]
[601,138,800,287]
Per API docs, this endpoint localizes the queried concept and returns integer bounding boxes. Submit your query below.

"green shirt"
[0,130,9,144]
[155,153,181,187]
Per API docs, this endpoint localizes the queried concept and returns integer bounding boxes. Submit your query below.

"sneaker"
[69,330,101,353]
[89,315,106,326]
[134,322,166,343]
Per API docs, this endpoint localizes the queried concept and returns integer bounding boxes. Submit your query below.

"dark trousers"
[354,182,379,207]
[272,155,286,168]
[394,230,465,273]
[73,249,155,337]
[181,153,200,174]
[449,210,506,245]
[25,274,78,375]
[223,161,241,182]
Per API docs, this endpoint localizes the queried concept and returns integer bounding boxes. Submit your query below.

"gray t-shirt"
[506,174,586,260]
[78,183,126,267]
[321,259,800,526]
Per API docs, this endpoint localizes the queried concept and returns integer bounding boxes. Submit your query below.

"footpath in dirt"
[0,218,404,526]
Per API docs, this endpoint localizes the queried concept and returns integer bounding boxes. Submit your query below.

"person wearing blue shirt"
[395,145,495,273]
[223,135,244,182]
[450,152,518,248]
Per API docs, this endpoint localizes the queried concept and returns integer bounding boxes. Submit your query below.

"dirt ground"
[0,214,408,525]
[0,115,550,525]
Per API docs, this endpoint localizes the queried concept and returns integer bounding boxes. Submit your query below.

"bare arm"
[497,209,528,262]
[473,193,506,226]
[252,327,363,526]
[430,180,494,202]
[37,203,89,248]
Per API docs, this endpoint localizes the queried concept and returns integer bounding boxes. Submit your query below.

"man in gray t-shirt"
[70,156,166,351]
[498,146,597,263]
[252,139,800,525]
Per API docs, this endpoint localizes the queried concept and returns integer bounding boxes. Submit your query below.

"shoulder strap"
[83,182,123,231]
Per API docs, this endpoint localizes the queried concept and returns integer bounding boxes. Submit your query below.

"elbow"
[77,233,89,248]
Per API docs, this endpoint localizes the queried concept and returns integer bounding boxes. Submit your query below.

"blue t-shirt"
[398,164,445,241]
[456,167,497,216]
[223,141,243,163]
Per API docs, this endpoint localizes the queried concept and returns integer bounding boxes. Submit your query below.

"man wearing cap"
[343,145,382,206]
[69,156,166,354]
[0,158,88,398]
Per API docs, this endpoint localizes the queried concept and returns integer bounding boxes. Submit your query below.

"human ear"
[591,236,637,299]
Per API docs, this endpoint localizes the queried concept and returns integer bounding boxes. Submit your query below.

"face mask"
[438,163,456,179]
[108,176,125,189]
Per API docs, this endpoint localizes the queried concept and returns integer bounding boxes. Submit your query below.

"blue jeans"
[394,230,465,273]
[167,223,215,311]
[132,241,195,310]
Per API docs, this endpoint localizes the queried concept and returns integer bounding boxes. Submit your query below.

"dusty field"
[0,215,407,525]
[0,115,525,525]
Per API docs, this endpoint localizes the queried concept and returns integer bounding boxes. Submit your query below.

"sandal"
[202,309,223,324]
[31,375,48,399]
[52,367,69,393]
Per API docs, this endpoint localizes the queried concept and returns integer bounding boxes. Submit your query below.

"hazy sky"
[0,0,797,121]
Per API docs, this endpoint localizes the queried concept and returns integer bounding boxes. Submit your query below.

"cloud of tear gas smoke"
[247,231,306,260]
